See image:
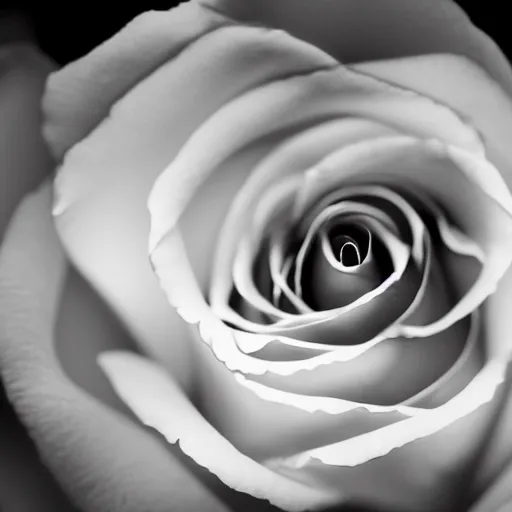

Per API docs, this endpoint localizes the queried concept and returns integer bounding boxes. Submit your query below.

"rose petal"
[50,22,336,390]
[200,0,512,94]
[105,291,420,459]
[402,312,483,408]
[101,335,511,512]
[42,2,230,161]
[307,224,380,309]
[0,38,76,512]
[99,351,344,512]
[0,182,229,512]
[150,64,482,256]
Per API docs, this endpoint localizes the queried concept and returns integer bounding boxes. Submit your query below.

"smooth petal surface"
[200,0,512,94]
[0,183,229,512]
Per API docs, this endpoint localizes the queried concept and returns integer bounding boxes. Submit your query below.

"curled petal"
[149,65,482,256]
[307,224,380,309]
[212,118,398,320]
[149,63,484,342]
[353,54,512,354]
[301,136,512,338]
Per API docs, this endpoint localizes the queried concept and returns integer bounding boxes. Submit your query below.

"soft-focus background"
[0,2,508,512]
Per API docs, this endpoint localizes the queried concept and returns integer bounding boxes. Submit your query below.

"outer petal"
[100,351,343,512]
[352,54,512,500]
[200,0,512,95]
[49,19,336,390]
[0,183,229,512]
[101,341,511,512]
[42,2,229,161]
[0,35,77,512]
[265,359,509,512]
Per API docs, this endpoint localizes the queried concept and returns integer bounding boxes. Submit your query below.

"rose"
[3,1,512,512]
[3,2,512,512]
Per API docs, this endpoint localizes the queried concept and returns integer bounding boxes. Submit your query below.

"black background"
[7,1,509,65]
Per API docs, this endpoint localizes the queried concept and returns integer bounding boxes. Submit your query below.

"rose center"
[328,223,371,267]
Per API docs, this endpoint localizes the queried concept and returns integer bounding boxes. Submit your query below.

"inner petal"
[329,224,371,265]
[303,223,386,311]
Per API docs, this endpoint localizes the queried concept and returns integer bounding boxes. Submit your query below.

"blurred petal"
[468,432,512,512]
[0,183,229,512]
[0,388,79,511]
[0,37,76,511]
[0,43,54,239]
[470,361,512,502]
[200,0,512,93]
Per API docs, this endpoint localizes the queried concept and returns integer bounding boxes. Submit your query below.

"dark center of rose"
[327,224,370,267]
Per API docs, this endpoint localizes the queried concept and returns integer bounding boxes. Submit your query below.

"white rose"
[2,2,512,512]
